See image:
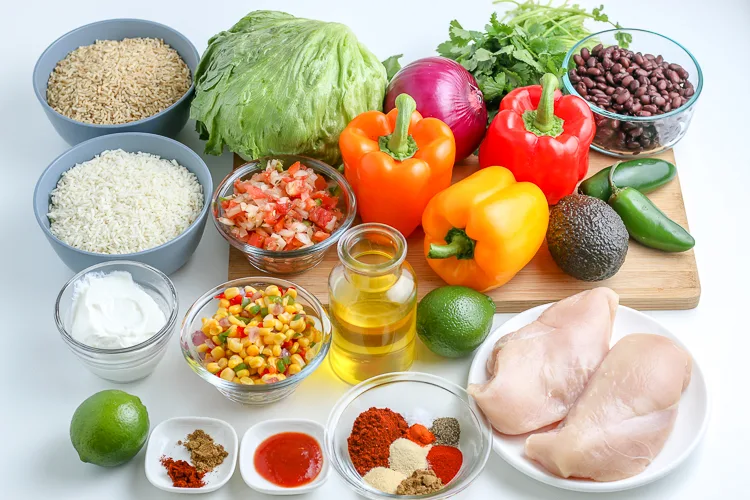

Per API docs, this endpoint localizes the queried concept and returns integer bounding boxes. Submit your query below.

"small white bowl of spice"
[145,416,238,494]
[54,260,178,382]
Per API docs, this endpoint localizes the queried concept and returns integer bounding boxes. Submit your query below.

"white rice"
[48,149,204,254]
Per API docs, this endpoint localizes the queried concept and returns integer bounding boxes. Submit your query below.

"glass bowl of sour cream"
[54,261,178,382]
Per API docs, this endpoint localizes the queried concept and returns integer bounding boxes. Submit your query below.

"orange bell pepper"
[339,94,456,237]
[422,166,549,292]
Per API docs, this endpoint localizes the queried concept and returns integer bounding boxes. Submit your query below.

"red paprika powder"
[427,445,463,484]
[347,407,408,476]
[160,456,205,488]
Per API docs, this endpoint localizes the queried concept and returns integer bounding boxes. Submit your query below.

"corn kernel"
[224,287,240,300]
[304,349,315,362]
[291,353,306,367]
[225,325,238,338]
[217,357,228,369]
[227,338,243,354]
[235,369,250,379]
[211,346,225,359]
[218,298,231,309]
[290,342,299,354]
[314,330,323,343]
[294,303,304,312]
[246,345,260,357]
[286,288,297,299]
[249,356,265,369]
[272,345,282,357]
[244,355,254,366]
[262,317,275,328]
[287,364,302,375]
[261,373,279,383]
[240,377,254,385]
[220,367,235,381]
[228,304,243,315]
[272,333,285,345]
[228,355,243,369]
[298,337,310,348]
[239,348,247,359]
[284,305,297,314]
[197,343,210,354]
[210,336,219,346]
[258,327,273,336]
[248,320,260,327]
[265,285,281,296]
[274,319,284,331]
[262,347,273,357]
[206,362,221,374]
[285,330,295,341]
[215,307,228,317]
[229,315,245,327]
[254,378,265,385]
[290,319,305,332]
[244,286,257,295]
[266,357,277,369]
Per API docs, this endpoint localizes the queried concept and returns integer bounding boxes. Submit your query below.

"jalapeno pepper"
[579,158,677,201]
[607,163,695,252]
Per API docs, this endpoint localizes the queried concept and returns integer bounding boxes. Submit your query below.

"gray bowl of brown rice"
[33,132,212,275]
[33,18,199,144]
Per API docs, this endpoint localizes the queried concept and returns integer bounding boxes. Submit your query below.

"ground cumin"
[183,429,228,473]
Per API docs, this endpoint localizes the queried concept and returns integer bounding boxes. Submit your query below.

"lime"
[417,286,495,358]
[70,390,149,467]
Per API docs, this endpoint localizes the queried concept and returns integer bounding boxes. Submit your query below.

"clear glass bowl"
[54,261,178,383]
[179,277,332,405]
[562,29,703,157]
[212,155,357,275]
[326,372,492,499]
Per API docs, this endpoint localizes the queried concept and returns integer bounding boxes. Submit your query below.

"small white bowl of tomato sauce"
[239,418,330,495]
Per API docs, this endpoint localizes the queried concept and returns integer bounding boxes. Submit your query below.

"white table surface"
[2,0,747,498]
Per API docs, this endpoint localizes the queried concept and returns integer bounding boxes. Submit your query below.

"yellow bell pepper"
[422,166,549,292]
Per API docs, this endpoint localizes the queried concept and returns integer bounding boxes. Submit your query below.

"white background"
[2,0,747,498]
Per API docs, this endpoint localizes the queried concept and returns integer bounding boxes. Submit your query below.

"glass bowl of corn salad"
[180,277,332,405]
[211,155,357,275]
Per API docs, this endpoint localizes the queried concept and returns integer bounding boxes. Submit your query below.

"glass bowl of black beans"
[563,29,702,157]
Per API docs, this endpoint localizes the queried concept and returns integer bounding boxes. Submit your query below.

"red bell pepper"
[478,73,595,205]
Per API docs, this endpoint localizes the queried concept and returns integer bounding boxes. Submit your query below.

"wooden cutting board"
[228,150,700,311]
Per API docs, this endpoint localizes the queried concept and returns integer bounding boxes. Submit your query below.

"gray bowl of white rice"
[32,18,199,144]
[33,132,212,275]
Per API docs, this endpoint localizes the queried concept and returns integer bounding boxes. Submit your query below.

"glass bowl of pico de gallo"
[212,155,357,274]
[180,277,332,405]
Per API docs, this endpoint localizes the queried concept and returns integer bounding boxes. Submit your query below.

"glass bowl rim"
[211,154,357,258]
[54,260,179,355]
[325,371,493,499]
[562,28,703,122]
[179,276,332,393]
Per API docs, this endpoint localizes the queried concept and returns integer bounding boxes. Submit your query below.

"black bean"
[645,53,655,60]
[643,104,658,113]
[602,58,614,70]
[668,63,682,71]
[637,111,652,117]
[616,91,630,104]
[656,55,663,64]
[573,55,584,66]
[583,77,595,88]
[654,96,666,106]
[590,88,605,96]
[576,82,587,95]
[635,69,648,77]
[657,80,668,90]
[596,82,608,90]
[620,57,630,68]
[684,87,695,97]
[634,53,645,65]
[592,43,603,56]
[611,63,622,74]
[631,102,642,113]
[634,86,647,97]
[605,86,616,95]
[587,57,597,68]
[669,70,682,83]
[628,127,643,138]
[669,91,680,99]
[663,102,671,112]
[678,68,689,79]
[621,75,634,87]
[595,76,606,84]
[586,67,601,76]
[581,47,590,60]
[629,80,640,92]
[672,96,682,108]
[627,141,641,149]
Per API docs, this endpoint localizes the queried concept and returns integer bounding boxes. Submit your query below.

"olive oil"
[328,225,417,385]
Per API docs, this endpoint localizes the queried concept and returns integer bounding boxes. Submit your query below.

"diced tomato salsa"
[218,160,343,251]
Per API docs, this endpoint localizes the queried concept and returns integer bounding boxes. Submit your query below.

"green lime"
[70,390,149,467]
[417,286,495,358]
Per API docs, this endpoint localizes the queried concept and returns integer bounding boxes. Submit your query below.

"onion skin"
[385,57,487,162]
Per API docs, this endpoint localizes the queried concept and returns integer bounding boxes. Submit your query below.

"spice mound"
[182,429,228,473]
[397,469,443,495]
[348,408,464,495]
[160,456,205,488]
[348,407,408,476]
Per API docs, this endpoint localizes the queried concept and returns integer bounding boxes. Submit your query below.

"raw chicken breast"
[525,334,692,482]
[468,287,617,435]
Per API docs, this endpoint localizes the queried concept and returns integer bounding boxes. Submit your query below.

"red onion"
[385,57,487,162]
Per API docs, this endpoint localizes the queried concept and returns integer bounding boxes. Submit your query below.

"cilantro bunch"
[437,1,631,122]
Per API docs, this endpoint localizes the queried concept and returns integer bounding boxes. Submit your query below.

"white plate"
[145,417,238,494]
[467,304,710,493]
[239,418,330,495]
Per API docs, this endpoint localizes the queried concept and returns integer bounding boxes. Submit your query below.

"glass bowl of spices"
[54,260,178,383]
[562,29,703,157]
[326,372,492,499]
[180,277,332,405]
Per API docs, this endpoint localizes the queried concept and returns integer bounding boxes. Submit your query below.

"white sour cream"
[70,271,166,349]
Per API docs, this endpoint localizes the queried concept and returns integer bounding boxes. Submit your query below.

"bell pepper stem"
[522,73,564,137]
[428,228,476,260]
[379,93,419,161]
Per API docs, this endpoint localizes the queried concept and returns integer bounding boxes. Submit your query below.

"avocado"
[547,194,628,281]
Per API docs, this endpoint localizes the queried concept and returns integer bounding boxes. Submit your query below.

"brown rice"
[46,37,191,125]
